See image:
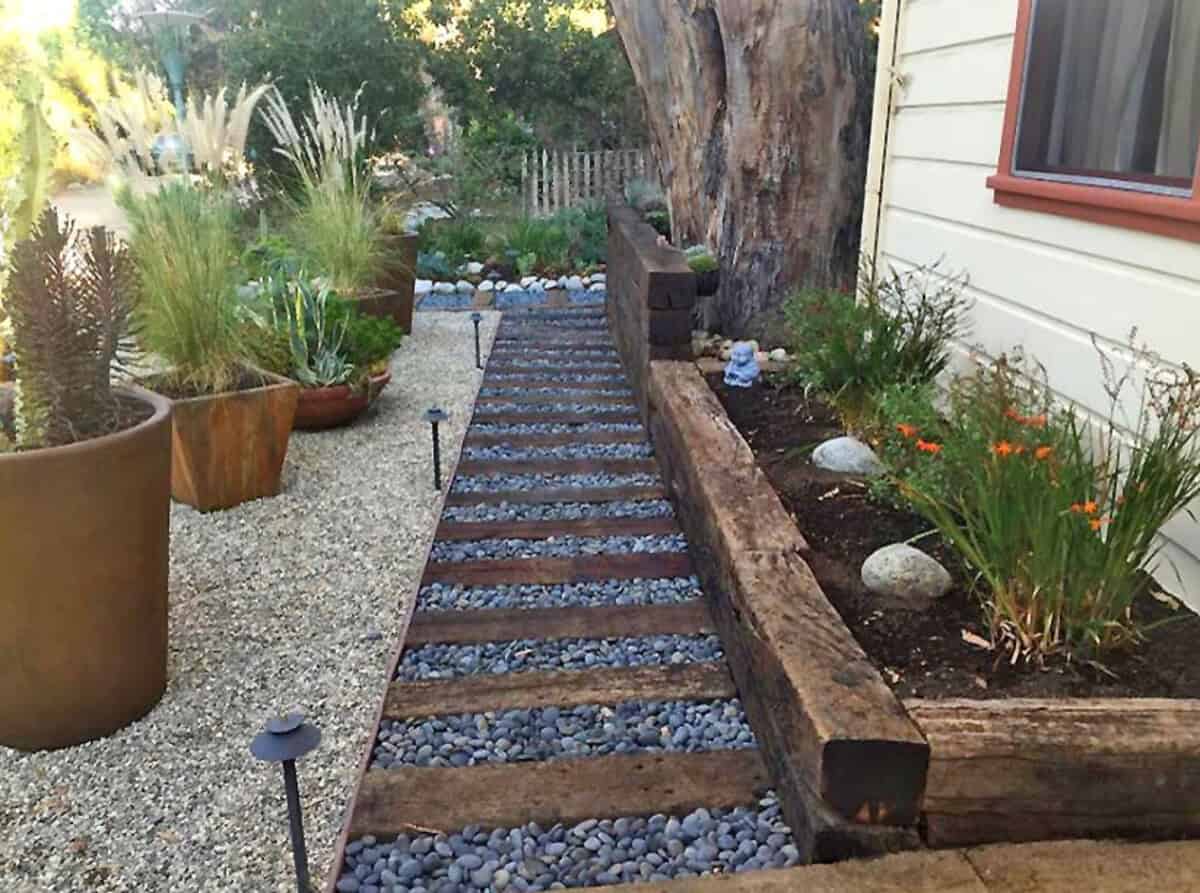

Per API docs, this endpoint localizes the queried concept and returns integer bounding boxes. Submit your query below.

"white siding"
[865,0,1200,607]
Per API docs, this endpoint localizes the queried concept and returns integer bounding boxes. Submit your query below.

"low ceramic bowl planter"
[293,371,391,431]
[164,369,299,512]
[0,385,172,751]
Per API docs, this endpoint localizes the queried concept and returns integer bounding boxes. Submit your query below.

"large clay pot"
[166,370,299,512]
[0,386,172,750]
[377,233,418,333]
[292,372,390,431]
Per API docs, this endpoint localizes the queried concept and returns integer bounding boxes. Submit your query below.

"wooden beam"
[421,551,693,586]
[645,360,928,859]
[456,458,657,477]
[445,484,665,506]
[349,749,771,837]
[406,600,710,646]
[436,515,677,542]
[906,697,1200,847]
[384,661,734,719]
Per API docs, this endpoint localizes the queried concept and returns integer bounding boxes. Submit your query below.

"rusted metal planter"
[0,386,172,751]
[293,371,392,431]
[377,233,418,334]
[166,371,299,512]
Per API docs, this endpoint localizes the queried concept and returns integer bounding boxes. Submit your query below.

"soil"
[0,388,154,448]
[146,370,278,401]
[706,371,1200,701]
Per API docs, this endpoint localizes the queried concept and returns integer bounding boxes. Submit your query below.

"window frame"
[987,0,1200,243]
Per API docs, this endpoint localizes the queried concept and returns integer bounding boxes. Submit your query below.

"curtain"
[1039,0,1197,181]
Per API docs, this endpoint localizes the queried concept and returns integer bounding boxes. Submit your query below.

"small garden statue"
[724,342,760,388]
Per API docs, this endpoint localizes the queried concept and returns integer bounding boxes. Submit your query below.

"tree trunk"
[611,0,871,339]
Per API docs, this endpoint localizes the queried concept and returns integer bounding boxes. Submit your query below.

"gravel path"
[462,444,651,463]
[372,699,755,768]
[430,533,688,562]
[440,499,674,524]
[452,472,661,494]
[415,577,701,612]
[483,373,628,385]
[468,421,642,436]
[397,634,724,681]
[0,312,499,892]
[336,795,800,890]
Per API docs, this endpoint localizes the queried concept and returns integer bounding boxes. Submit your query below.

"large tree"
[610,0,872,339]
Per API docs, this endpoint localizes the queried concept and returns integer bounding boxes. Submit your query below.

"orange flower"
[992,441,1016,457]
[1034,445,1053,461]
[1026,414,1047,429]
[896,423,918,439]
[915,439,942,454]
[1090,516,1112,531]
[1004,406,1021,421]
[1072,500,1099,515]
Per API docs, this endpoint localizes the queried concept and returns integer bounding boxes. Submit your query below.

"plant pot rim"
[294,369,391,400]
[152,368,298,408]
[0,383,171,464]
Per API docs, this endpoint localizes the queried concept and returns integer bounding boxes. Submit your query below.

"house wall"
[862,0,1200,608]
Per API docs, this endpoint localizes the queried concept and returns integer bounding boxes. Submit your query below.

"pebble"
[397,634,725,681]
[463,443,653,462]
[811,436,886,477]
[861,543,953,604]
[451,472,661,494]
[483,373,628,386]
[474,402,635,416]
[371,699,755,768]
[485,356,620,369]
[416,575,699,612]
[430,533,688,562]
[439,499,675,525]
[337,796,800,890]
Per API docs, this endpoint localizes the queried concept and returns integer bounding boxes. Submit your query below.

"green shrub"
[688,253,718,274]
[784,264,968,429]
[329,300,404,371]
[418,218,487,269]
[122,182,247,395]
[886,350,1200,663]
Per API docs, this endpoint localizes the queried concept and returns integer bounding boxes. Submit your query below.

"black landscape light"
[425,406,449,490]
[250,713,321,893]
[471,311,483,370]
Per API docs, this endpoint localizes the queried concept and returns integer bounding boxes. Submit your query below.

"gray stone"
[861,543,952,603]
[811,436,885,477]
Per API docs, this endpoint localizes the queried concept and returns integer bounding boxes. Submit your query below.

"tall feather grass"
[121,182,247,395]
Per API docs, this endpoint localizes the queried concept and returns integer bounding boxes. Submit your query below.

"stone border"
[606,204,1200,853]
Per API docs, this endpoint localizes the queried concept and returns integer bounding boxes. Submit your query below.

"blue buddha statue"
[724,342,760,388]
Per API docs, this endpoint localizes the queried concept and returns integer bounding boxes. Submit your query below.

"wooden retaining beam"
[350,749,772,838]
[421,551,693,586]
[445,485,665,507]
[907,697,1200,847]
[405,601,712,645]
[436,515,678,542]
[384,662,735,720]
[456,458,656,477]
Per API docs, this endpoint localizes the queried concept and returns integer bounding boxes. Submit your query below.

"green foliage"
[883,350,1200,663]
[784,264,968,429]
[327,300,404,370]
[490,216,572,274]
[460,113,539,191]
[249,274,355,387]
[643,208,670,238]
[5,208,132,449]
[411,0,644,148]
[242,231,302,281]
[417,218,487,269]
[416,249,454,281]
[289,181,383,292]
[217,0,427,175]
[122,182,247,395]
[688,254,718,274]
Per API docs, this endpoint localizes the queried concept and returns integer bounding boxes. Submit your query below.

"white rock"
[465,261,484,275]
[589,282,606,292]
[527,282,545,294]
[769,348,788,362]
[478,280,495,293]
[582,276,592,286]
[496,281,509,290]
[544,279,560,290]
[591,272,607,283]
[520,276,538,288]
[504,283,523,293]
[862,544,953,603]
[557,276,569,288]
[755,351,769,365]
[455,280,475,294]
[564,275,584,291]
[432,281,456,294]
[415,279,433,295]
[811,436,885,477]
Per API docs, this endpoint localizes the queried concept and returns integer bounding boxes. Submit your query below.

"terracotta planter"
[345,287,403,329]
[0,386,172,750]
[293,371,391,431]
[377,233,418,334]
[166,370,299,512]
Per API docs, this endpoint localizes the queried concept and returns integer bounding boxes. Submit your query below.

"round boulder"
[862,543,952,603]
[811,436,885,477]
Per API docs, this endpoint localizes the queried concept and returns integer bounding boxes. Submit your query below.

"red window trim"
[987,0,1200,243]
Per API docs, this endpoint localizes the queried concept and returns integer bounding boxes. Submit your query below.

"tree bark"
[611,0,871,339]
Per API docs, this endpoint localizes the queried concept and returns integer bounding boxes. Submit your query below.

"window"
[989,0,1200,241]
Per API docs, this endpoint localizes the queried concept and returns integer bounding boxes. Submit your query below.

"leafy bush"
[5,208,132,449]
[688,253,718,274]
[122,183,246,395]
[417,218,487,269]
[490,217,572,274]
[885,349,1200,663]
[328,300,404,371]
[784,264,968,429]
[644,208,670,238]
[416,250,455,281]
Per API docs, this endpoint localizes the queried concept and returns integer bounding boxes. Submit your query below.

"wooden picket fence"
[521,147,649,216]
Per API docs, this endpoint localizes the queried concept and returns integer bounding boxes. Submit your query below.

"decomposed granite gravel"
[0,312,499,893]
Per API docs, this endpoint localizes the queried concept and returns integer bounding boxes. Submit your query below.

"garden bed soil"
[706,372,1200,702]
[0,388,153,445]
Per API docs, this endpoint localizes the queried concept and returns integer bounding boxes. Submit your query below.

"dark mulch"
[707,371,1200,701]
